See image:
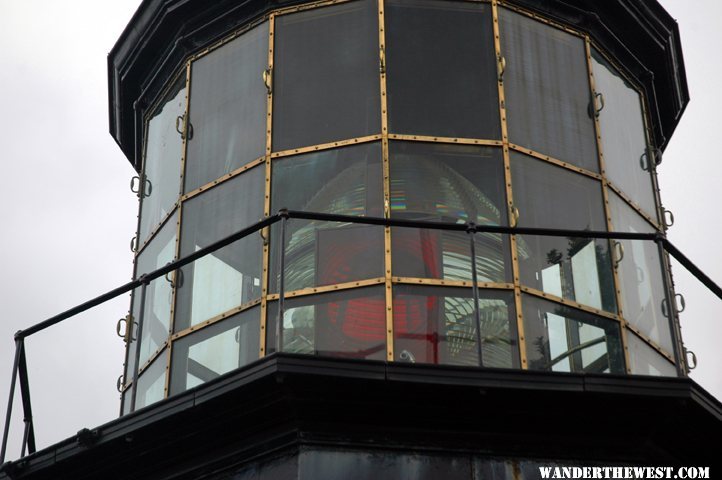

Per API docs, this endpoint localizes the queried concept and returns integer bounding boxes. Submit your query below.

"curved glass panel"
[135,351,167,410]
[170,307,260,395]
[386,0,499,139]
[270,143,384,292]
[266,287,386,360]
[500,9,598,172]
[134,212,177,366]
[139,74,186,244]
[626,329,676,377]
[389,142,510,282]
[591,48,657,220]
[393,285,517,368]
[608,191,672,352]
[175,166,264,332]
[511,152,616,312]
[522,295,624,374]
[184,22,268,193]
[273,0,380,151]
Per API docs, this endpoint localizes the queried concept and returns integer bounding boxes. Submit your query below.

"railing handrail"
[2,209,721,464]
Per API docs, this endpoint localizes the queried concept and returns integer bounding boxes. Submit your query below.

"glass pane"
[608,192,672,352]
[511,152,616,312]
[170,307,260,395]
[390,142,510,282]
[135,351,167,410]
[133,213,177,366]
[500,9,598,172]
[184,22,268,193]
[139,74,186,244]
[175,166,264,331]
[270,143,383,292]
[266,287,386,360]
[626,329,677,377]
[386,0,499,139]
[591,48,657,220]
[273,0,380,151]
[522,294,624,374]
[393,285,517,368]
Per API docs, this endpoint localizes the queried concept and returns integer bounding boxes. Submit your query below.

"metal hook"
[130,176,141,195]
[663,209,675,228]
[379,46,386,74]
[116,314,134,343]
[594,91,604,117]
[116,375,125,393]
[675,293,686,313]
[262,68,273,95]
[175,114,185,137]
[510,205,520,228]
[613,241,625,268]
[497,55,506,82]
[130,235,138,253]
[685,349,698,370]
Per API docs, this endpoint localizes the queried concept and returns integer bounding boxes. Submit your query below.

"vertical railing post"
[0,336,23,463]
[467,224,484,367]
[130,276,149,412]
[655,235,685,377]
[17,340,36,456]
[276,209,289,353]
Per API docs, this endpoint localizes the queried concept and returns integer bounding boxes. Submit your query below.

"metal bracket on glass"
[116,374,125,393]
[589,92,604,118]
[640,147,663,172]
[663,209,675,228]
[685,348,698,370]
[130,235,138,253]
[175,115,193,140]
[612,241,625,268]
[262,68,273,95]
[259,227,269,246]
[164,265,182,288]
[497,55,506,82]
[130,175,152,198]
[509,205,520,228]
[379,46,386,74]
[116,314,134,344]
[661,293,686,317]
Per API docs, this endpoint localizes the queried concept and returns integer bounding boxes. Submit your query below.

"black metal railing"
[2,210,721,463]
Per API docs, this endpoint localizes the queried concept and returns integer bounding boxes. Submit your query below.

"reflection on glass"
[170,307,260,394]
[175,167,264,331]
[591,48,657,220]
[500,9,598,172]
[393,286,516,368]
[386,0,499,139]
[184,22,268,193]
[511,152,616,313]
[133,213,177,366]
[273,0,380,151]
[390,142,510,282]
[270,143,383,292]
[626,329,676,377]
[135,352,167,410]
[267,287,386,360]
[139,74,185,244]
[608,192,672,352]
[522,295,624,373]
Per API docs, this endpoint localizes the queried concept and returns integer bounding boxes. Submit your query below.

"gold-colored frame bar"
[492,0,527,370]
[171,298,263,342]
[519,286,621,323]
[181,156,266,202]
[508,143,602,181]
[388,134,502,147]
[260,13,276,358]
[392,277,514,291]
[584,38,632,372]
[271,134,382,159]
[266,278,386,301]
[625,324,676,363]
[378,0,394,362]
[134,203,179,257]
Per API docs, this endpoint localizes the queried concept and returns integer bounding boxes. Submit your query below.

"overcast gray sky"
[0,0,720,460]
